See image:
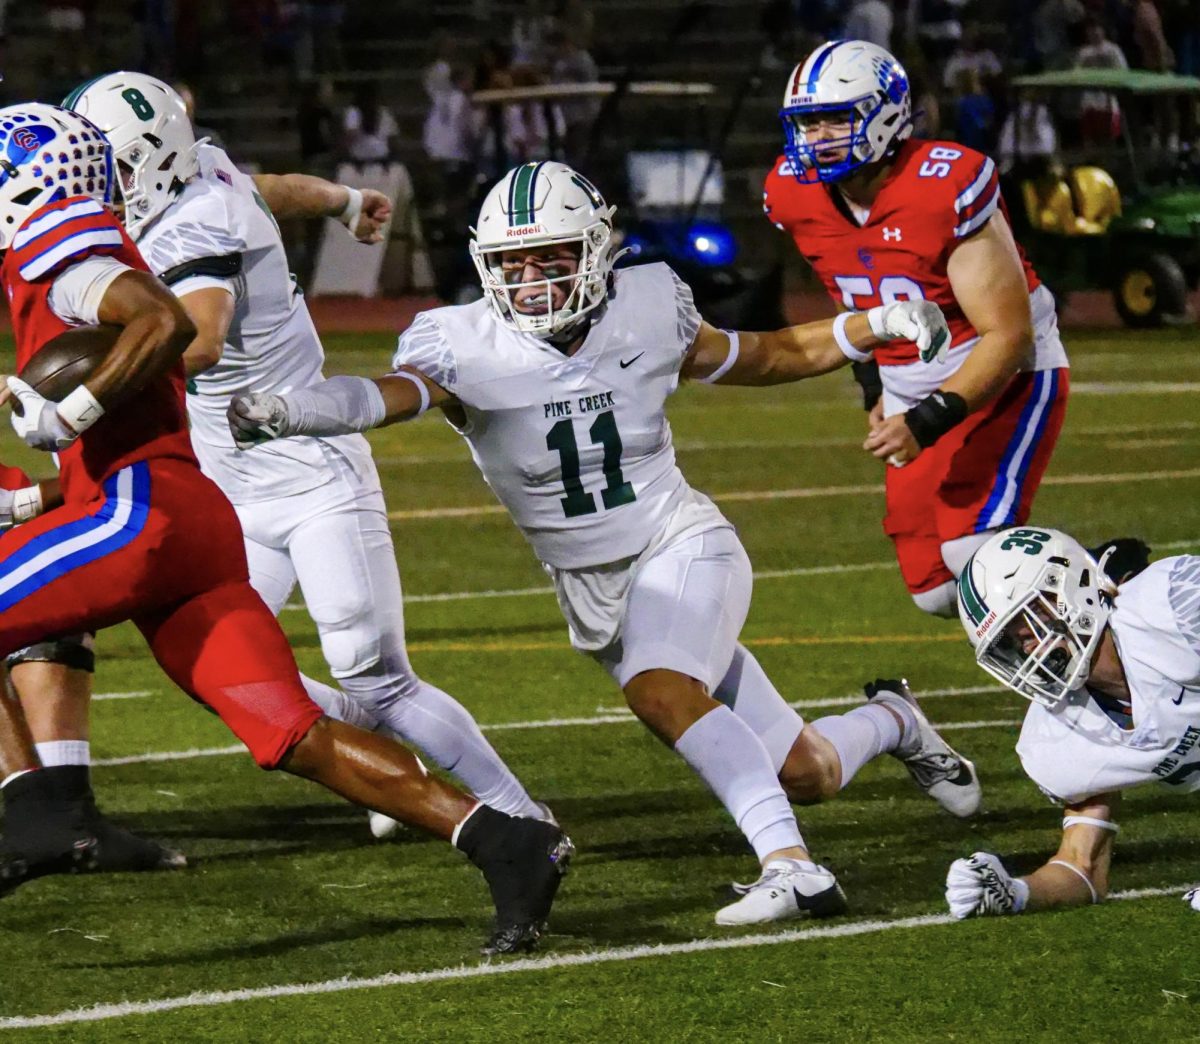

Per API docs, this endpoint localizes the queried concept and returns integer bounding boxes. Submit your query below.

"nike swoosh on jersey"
[619,353,645,369]
[1173,686,1186,705]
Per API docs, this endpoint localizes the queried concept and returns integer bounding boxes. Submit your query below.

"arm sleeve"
[47,255,135,326]
[952,154,1001,240]
[1168,556,1200,657]
[391,311,458,389]
[667,266,702,353]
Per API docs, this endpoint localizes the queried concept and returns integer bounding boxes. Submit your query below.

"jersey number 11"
[546,411,636,518]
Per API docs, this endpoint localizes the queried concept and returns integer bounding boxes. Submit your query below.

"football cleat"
[865,678,982,818]
[0,768,100,896]
[715,858,847,926]
[456,805,574,956]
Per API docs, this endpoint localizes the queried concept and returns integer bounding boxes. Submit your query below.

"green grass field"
[1,327,1199,1041]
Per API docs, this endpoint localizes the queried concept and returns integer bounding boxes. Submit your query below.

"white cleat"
[865,677,982,819]
[368,810,402,840]
[715,858,848,926]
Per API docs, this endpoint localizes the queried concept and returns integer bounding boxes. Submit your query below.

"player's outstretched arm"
[227,368,454,449]
[252,173,392,243]
[178,287,237,377]
[945,794,1119,919]
[681,302,949,386]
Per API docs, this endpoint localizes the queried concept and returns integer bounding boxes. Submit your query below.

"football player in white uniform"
[945,527,1200,917]
[60,74,547,832]
[228,160,984,925]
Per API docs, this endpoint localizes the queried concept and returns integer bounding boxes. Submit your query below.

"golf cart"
[1009,68,1200,327]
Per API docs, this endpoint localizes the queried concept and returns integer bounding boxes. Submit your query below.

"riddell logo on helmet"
[506,225,546,236]
[975,610,999,640]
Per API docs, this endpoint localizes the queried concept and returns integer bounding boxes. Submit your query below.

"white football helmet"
[64,72,198,238]
[469,161,617,339]
[780,40,912,183]
[0,103,114,250]
[957,528,1118,709]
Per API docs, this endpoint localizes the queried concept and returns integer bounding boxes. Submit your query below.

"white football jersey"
[1016,556,1200,804]
[391,263,707,569]
[136,144,374,503]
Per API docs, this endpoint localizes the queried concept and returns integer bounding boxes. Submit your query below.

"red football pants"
[0,458,322,767]
[884,368,1069,594]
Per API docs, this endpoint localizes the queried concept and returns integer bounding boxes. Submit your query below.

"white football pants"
[234,464,540,819]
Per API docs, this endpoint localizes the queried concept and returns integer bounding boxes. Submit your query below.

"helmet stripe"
[509,162,539,226]
[62,75,106,110]
[958,566,988,626]
[806,40,841,92]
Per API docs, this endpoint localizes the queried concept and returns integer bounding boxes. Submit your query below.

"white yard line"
[593,684,1006,716]
[92,710,1015,767]
[92,691,153,701]
[0,884,1184,1030]
[1070,381,1200,394]
[386,468,1200,521]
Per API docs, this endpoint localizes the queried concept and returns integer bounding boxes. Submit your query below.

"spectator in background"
[1132,0,1174,70]
[998,95,1059,175]
[843,0,893,48]
[943,27,1003,92]
[423,61,477,201]
[556,0,594,52]
[174,81,226,152]
[953,68,995,151]
[548,28,600,164]
[1075,19,1127,144]
[916,0,968,61]
[511,0,555,70]
[1033,0,1086,70]
[297,77,339,176]
[342,81,398,166]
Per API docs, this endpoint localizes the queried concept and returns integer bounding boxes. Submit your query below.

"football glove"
[6,377,79,451]
[868,300,950,364]
[1184,888,1200,912]
[945,852,1030,919]
[0,484,44,531]
[228,391,291,449]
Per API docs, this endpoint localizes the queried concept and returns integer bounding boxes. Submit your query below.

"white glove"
[1184,888,1200,912]
[0,484,44,531]
[7,377,78,451]
[868,300,951,364]
[945,852,1030,919]
[227,391,291,450]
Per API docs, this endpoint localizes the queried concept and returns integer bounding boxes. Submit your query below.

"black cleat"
[1087,537,1151,585]
[0,768,101,896]
[456,805,574,956]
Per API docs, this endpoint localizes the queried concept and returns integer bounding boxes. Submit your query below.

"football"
[18,323,121,403]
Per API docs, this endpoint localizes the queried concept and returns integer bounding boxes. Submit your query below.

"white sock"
[300,673,381,732]
[345,665,542,820]
[34,739,90,767]
[810,704,907,790]
[674,705,805,862]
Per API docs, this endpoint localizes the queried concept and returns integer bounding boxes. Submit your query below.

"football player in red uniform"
[0,104,570,954]
[763,40,1070,618]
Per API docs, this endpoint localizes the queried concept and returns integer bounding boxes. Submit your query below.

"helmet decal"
[508,160,546,226]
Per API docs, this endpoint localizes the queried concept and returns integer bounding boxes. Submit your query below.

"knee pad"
[911,581,958,619]
[318,617,383,678]
[6,632,96,673]
[940,531,996,578]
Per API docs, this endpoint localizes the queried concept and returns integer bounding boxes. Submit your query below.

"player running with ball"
[230,160,982,925]
[0,104,570,955]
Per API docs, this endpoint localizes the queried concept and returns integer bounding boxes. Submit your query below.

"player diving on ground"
[229,159,983,925]
[945,528,1200,917]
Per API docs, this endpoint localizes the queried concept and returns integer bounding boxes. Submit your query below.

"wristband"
[832,311,872,363]
[56,385,104,435]
[697,330,739,384]
[338,186,364,234]
[1048,859,1099,903]
[390,370,431,418]
[866,304,888,339]
[1062,815,1119,834]
[903,390,967,448]
[11,485,43,524]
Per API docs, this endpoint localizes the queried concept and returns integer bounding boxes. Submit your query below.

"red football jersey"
[0,464,31,491]
[1,196,194,503]
[763,139,1040,367]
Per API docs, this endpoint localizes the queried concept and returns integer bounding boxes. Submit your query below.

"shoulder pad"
[10,197,124,282]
